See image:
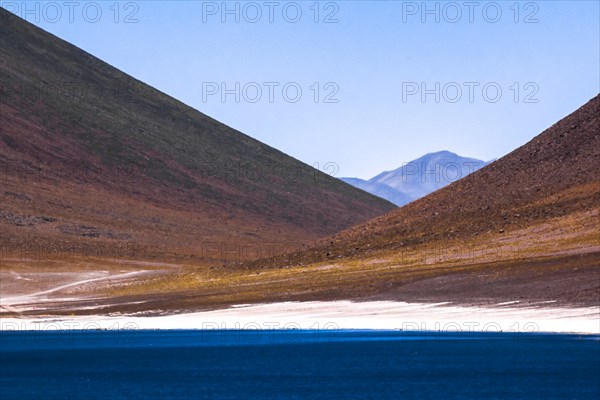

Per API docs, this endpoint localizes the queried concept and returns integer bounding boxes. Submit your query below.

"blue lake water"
[1,330,599,399]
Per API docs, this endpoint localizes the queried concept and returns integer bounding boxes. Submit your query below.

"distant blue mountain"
[340,178,413,207]
[342,151,490,206]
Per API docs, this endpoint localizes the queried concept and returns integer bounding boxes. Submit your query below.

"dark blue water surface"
[1,330,599,399]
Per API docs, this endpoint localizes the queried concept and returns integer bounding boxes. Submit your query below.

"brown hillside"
[250,95,599,267]
[0,8,395,265]
[61,96,598,316]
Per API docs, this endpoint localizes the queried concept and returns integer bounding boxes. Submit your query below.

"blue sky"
[3,1,599,178]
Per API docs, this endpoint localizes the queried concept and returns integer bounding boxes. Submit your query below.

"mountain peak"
[423,150,458,157]
[347,151,490,205]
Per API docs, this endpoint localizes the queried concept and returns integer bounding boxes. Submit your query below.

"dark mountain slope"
[0,8,395,263]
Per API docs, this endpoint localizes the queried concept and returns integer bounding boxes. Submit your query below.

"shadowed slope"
[0,9,395,263]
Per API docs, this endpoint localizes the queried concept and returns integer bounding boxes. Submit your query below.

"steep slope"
[342,151,488,206]
[0,9,395,264]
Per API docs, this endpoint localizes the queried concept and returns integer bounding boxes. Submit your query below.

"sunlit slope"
[251,95,599,268]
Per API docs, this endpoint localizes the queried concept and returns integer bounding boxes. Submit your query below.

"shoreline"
[1,300,599,334]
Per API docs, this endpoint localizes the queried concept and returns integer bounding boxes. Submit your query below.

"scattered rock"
[59,224,132,240]
[4,191,31,202]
